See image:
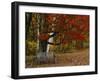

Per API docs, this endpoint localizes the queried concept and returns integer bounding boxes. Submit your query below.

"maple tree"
[44,14,89,45]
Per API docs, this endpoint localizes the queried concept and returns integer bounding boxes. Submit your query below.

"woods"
[25,12,89,68]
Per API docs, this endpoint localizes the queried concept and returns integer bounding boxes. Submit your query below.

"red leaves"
[65,31,86,41]
[68,19,75,25]
[38,33,49,41]
[61,39,68,44]
[39,14,89,43]
[46,14,57,24]
[46,16,52,24]
[63,25,68,30]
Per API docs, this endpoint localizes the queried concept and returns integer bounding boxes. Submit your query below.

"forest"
[25,12,89,68]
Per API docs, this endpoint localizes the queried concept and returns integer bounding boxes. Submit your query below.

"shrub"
[26,40,37,56]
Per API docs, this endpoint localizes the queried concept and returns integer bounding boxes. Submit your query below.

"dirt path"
[55,49,89,66]
[26,49,89,68]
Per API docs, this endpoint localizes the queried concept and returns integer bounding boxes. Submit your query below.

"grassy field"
[25,49,89,68]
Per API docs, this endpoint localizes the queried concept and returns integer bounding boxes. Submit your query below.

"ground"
[26,49,89,68]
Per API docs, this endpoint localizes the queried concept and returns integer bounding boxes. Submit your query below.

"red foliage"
[38,33,49,41]
[46,14,57,23]
[65,31,86,41]
[61,39,68,44]
[40,14,89,43]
